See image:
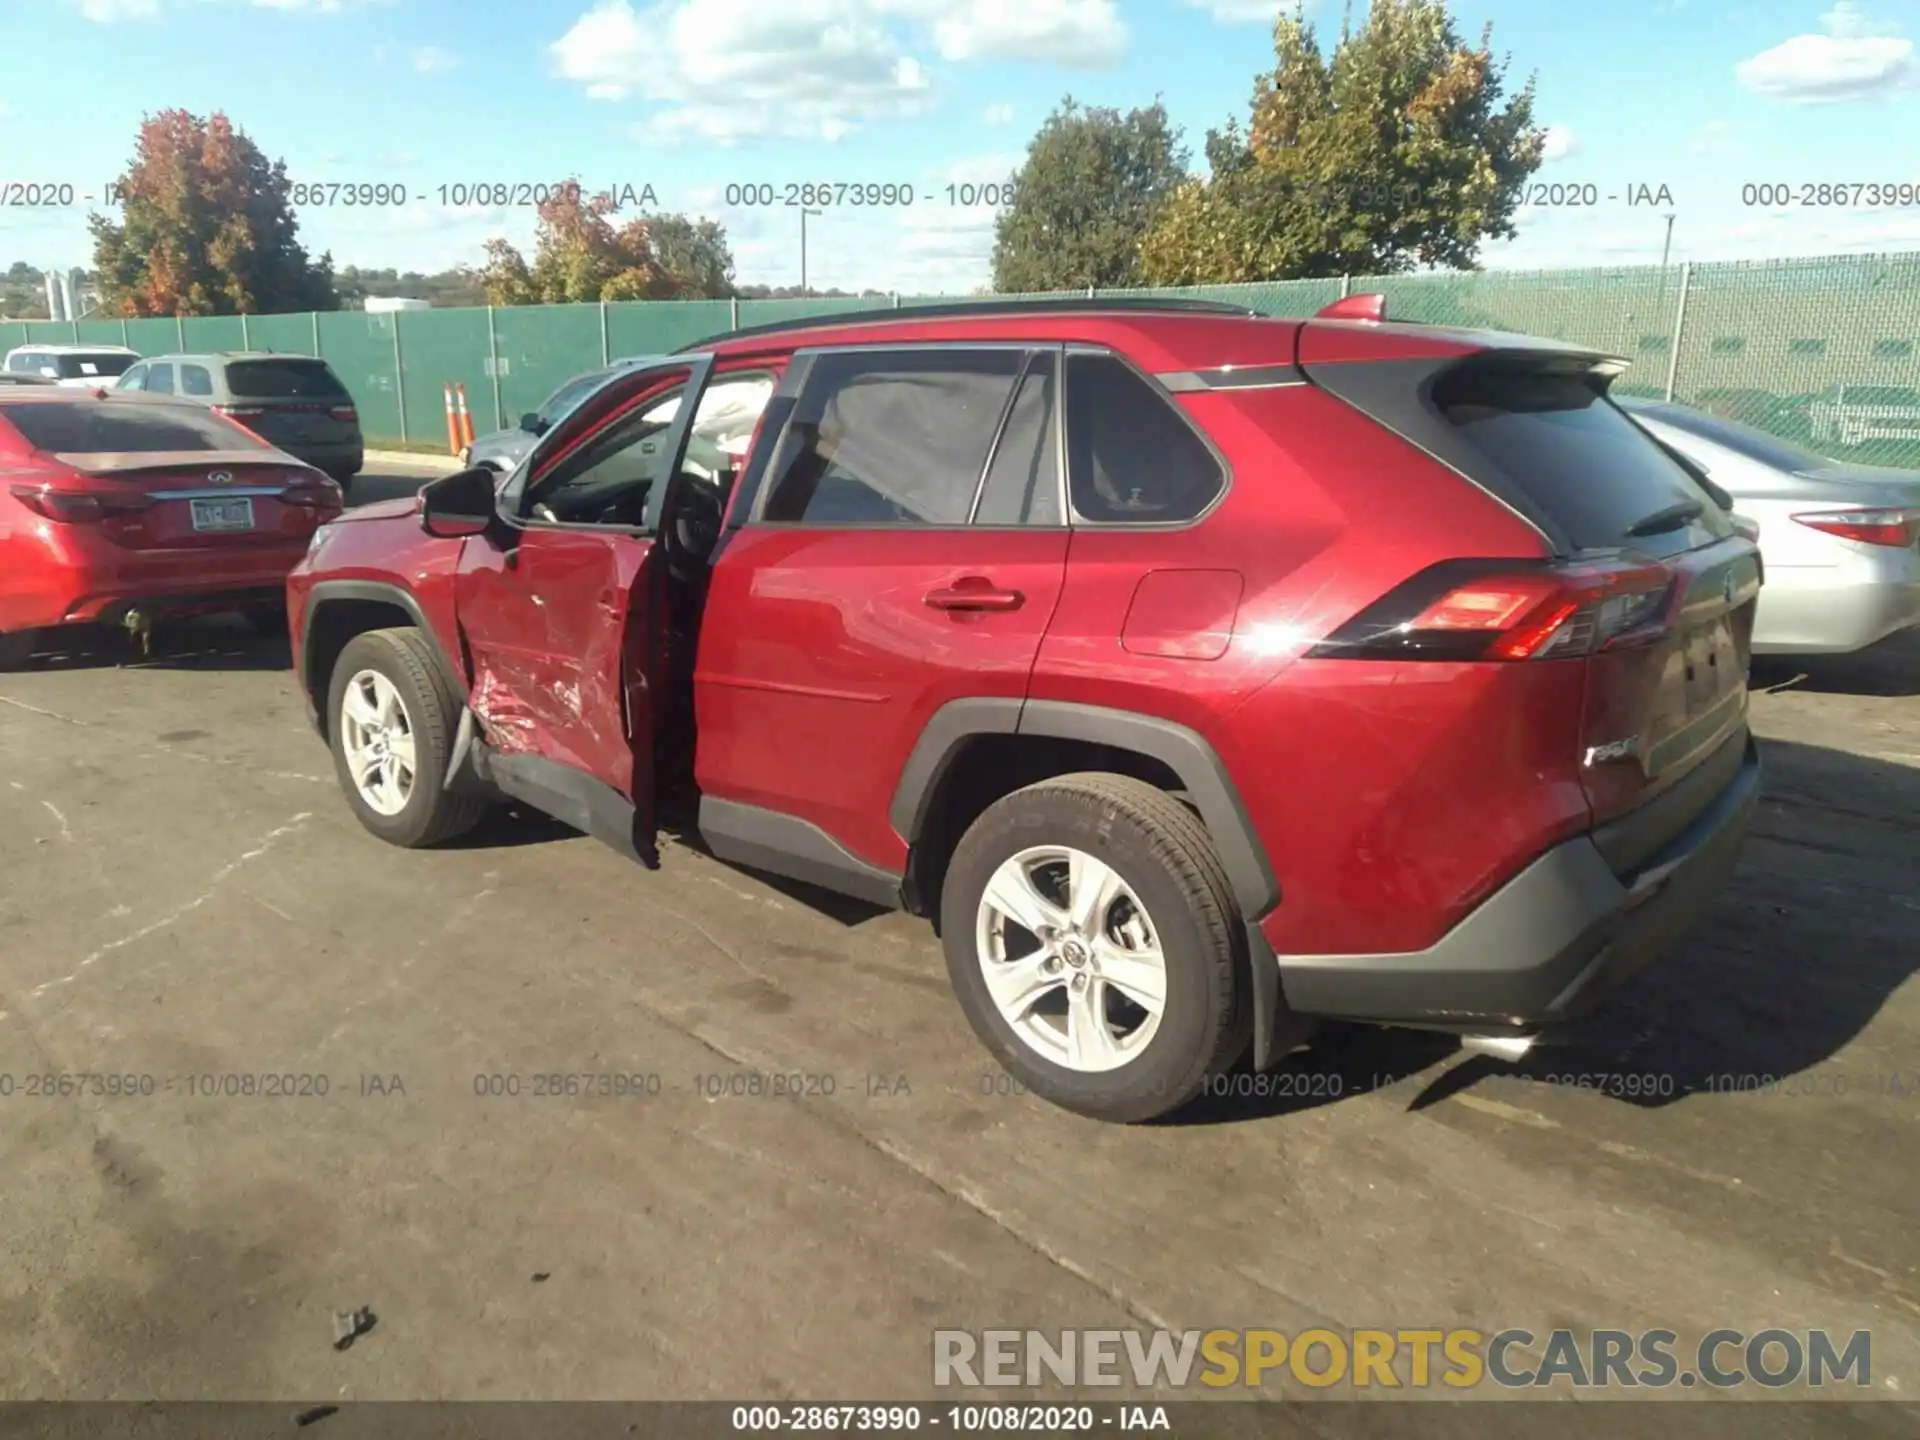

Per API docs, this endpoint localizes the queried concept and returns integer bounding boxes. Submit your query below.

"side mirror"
[420,466,499,539]
[520,412,547,435]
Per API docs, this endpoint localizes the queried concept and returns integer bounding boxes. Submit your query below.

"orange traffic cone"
[454,383,476,447]
[443,382,460,456]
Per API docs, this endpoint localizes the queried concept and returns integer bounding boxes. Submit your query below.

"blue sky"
[2,0,1916,294]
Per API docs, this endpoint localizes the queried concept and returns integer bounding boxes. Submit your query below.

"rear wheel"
[940,773,1249,1123]
[326,627,487,847]
[0,628,37,671]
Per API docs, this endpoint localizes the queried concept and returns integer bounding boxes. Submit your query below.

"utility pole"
[799,207,823,297]
[1660,213,1676,269]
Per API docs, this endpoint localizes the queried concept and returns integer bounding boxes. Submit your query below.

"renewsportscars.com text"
[932,1327,1872,1391]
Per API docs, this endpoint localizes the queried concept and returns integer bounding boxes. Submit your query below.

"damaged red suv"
[288,297,1762,1122]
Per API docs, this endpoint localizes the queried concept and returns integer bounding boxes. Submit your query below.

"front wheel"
[326,627,487,847]
[940,773,1250,1123]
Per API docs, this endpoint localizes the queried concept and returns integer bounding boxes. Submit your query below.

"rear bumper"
[1275,737,1761,1029]
[22,549,309,629]
[1751,550,1920,655]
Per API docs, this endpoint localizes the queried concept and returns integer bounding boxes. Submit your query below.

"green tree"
[478,182,736,304]
[992,98,1189,293]
[90,109,337,316]
[1139,0,1543,284]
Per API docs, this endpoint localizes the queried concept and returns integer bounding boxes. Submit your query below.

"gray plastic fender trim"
[1016,700,1280,921]
[303,580,467,726]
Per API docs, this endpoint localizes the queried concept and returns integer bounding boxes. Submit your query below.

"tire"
[325,626,487,848]
[0,628,36,671]
[940,772,1250,1124]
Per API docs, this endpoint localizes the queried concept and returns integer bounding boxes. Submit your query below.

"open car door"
[455,353,717,863]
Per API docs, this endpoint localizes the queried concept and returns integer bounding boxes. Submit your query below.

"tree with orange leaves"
[1138,0,1544,284]
[89,109,336,317]
[476,182,734,305]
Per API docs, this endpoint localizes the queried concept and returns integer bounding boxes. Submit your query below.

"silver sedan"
[1620,397,1920,655]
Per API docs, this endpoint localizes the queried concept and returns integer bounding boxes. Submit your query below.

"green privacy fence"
[6,251,1917,468]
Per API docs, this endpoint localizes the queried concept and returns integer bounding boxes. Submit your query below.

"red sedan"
[0,387,343,668]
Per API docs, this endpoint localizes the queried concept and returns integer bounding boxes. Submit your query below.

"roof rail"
[674,295,1262,353]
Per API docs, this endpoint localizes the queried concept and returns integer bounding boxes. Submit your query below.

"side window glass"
[146,363,176,395]
[1065,353,1225,524]
[761,349,1025,526]
[120,364,147,391]
[528,380,686,526]
[974,353,1060,526]
[181,364,214,397]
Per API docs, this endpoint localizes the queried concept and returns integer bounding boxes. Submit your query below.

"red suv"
[288,297,1762,1122]
[0,387,343,667]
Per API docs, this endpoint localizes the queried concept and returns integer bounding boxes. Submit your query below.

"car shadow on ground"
[1749,629,1920,698]
[1168,734,1920,1127]
[10,618,292,674]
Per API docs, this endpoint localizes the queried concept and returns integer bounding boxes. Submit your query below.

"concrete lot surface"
[0,460,1916,1427]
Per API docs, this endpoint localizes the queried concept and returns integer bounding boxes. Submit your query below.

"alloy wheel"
[974,845,1168,1073]
[339,667,418,817]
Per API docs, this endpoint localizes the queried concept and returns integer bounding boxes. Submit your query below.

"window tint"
[51,352,137,380]
[762,349,1025,526]
[1065,353,1224,523]
[3,401,268,453]
[225,359,348,399]
[1433,367,1731,556]
[145,363,175,395]
[6,353,29,372]
[541,372,612,423]
[975,353,1060,526]
[181,363,215,397]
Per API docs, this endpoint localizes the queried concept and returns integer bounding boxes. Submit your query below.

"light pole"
[799,206,823,296]
[1660,213,1676,269]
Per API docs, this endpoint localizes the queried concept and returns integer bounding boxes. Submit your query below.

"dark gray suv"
[117,352,364,488]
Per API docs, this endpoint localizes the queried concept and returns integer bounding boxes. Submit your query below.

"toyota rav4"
[288,296,1763,1123]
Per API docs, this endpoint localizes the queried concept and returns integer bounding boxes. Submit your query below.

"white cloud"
[1484,202,1920,271]
[926,0,1124,66]
[412,44,460,72]
[1736,3,1915,102]
[981,101,1016,125]
[553,0,935,144]
[1182,0,1293,22]
[1539,124,1577,162]
[69,0,161,19]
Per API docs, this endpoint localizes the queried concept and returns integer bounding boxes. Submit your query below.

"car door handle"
[925,580,1024,612]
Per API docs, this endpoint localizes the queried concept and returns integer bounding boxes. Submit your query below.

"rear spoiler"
[49,448,296,474]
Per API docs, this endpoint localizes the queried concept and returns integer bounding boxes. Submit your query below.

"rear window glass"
[1433,366,1730,554]
[3,401,267,453]
[225,359,349,400]
[1065,354,1225,523]
[42,352,138,379]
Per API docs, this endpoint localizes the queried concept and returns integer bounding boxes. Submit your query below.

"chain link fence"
[6,252,1917,468]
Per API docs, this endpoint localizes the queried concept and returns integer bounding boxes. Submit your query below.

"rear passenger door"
[693,345,1070,882]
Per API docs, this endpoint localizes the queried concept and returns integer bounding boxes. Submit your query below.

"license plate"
[190,497,255,532]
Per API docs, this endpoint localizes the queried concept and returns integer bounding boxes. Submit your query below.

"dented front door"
[453,356,715,829]
[458,527,657,800]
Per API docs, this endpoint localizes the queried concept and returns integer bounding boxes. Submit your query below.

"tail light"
[9,482,152,523]
[214,404,266,431]
[1791,507,1919,548]
[329,404,358,423]
[280,474,345,511]
[1308,556,1677,662]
